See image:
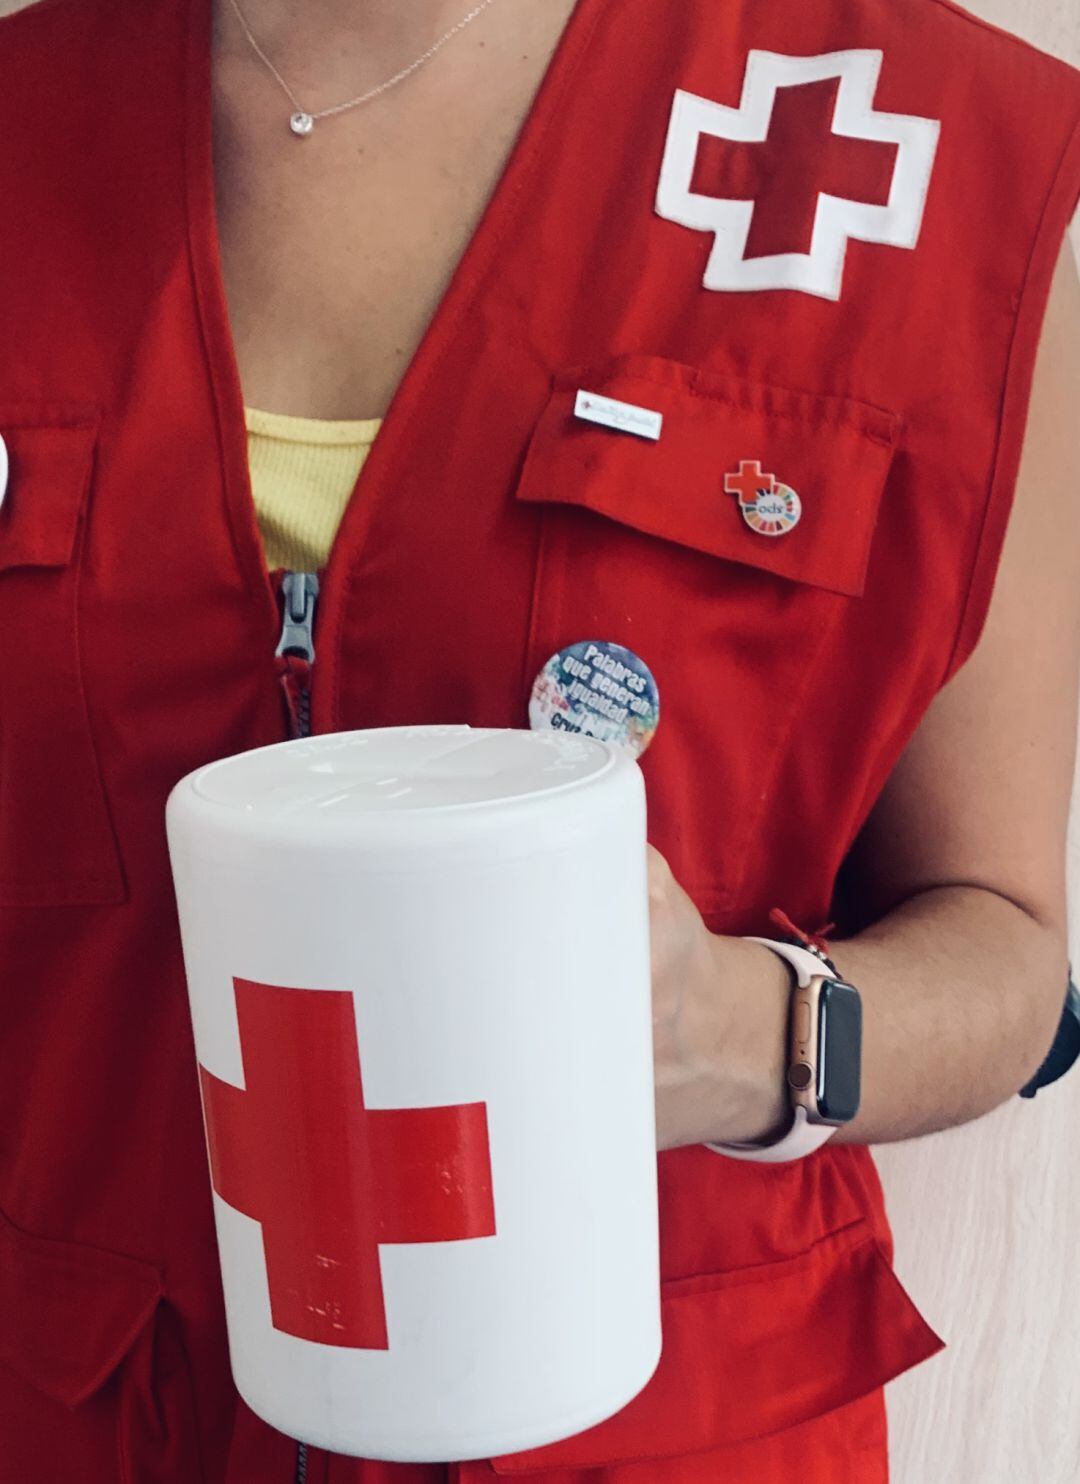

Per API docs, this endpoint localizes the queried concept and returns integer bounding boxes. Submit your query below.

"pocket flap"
[0,409,99,572]
[0,1203,162,1408]
[490,1219,943,1473]
[514,355,900,598]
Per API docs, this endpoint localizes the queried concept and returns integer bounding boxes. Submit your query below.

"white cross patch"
[654,50,941,301]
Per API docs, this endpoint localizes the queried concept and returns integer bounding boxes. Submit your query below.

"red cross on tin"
[199,977,497,1349]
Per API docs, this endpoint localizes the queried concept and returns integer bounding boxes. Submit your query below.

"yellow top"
[245,405,384,573]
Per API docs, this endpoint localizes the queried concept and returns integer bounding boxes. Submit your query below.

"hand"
[647,844,791,1151]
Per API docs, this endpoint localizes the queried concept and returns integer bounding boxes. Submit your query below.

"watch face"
[817,980,862,1123]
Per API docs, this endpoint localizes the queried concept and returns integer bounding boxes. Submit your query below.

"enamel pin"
[724,459,802,537]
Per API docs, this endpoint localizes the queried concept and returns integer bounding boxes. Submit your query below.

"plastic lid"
[189,726,617,820]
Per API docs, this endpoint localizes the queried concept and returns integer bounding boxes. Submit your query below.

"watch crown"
[788,1062,814,1091]
[779,933,839,976]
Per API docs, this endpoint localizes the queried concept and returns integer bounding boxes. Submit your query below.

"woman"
[0,0,1078,1480]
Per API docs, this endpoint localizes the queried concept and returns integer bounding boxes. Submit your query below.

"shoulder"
[922,0,1079,82]
[875,0,1080,114]
[0,0,104,53]
[0,0,108,121]
[0,0,184,172]
[674,0,1080,129]
[0,0,175,91]
[0,0,188,288]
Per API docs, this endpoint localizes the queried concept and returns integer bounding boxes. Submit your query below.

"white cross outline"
[654,50,941,300]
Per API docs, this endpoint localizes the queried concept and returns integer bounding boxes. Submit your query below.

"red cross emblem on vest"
[654,49,940,300]
[199,978,496,1349]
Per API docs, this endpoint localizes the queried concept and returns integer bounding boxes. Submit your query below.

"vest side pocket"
[0,409,127,906]
[488,1216,943,1473]
[0,1199,204,1484]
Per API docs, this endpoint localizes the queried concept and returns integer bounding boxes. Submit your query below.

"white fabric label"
[573,390,663,441]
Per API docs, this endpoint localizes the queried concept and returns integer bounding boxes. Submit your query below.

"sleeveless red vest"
[1,0,1078,1479]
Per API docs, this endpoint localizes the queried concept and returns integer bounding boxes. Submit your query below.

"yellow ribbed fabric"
[244,405,384,572]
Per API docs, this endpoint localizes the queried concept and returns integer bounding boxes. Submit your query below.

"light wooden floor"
[1,1,1078,1480]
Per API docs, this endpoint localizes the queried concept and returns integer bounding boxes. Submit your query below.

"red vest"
[1,0,1078,1479]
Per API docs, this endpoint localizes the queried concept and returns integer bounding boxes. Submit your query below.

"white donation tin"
[165,725,661,1461]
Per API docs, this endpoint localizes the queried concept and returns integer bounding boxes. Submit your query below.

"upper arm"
[844,238,1080,940]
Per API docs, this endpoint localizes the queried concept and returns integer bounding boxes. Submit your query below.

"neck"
[220,0,485,59]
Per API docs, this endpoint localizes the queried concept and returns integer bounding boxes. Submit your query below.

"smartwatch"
[706,936,863,1163]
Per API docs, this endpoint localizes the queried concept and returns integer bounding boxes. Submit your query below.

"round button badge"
[528,640,660,759]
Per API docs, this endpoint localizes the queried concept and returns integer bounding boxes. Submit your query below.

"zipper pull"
[275,571,320,740]
[276,571,320,663]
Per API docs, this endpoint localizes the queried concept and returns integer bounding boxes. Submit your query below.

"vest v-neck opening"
[183,0,607,644]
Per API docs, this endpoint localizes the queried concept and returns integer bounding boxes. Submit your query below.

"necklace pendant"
[289,111,314,137]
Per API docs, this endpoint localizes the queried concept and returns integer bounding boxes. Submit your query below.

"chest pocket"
[0,409,126,907]
[514,354,900,915]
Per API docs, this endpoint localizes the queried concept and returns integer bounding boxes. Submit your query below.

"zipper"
[275,570,319,1484]
[275,570,320,742]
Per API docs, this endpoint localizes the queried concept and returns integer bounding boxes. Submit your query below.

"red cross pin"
[724,459,776,508]
[199,978,496,1349]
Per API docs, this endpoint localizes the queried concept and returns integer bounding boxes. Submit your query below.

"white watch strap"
[704,935,838,1164]
[744,934,833,989]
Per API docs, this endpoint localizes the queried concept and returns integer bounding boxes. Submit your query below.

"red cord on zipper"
[767,905,837,958]
[275,653,313,741]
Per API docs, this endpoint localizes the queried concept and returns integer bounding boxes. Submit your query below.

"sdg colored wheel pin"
[724,459,802,537]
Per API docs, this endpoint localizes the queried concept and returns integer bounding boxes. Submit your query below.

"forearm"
[829,884,1067,1144]
[660,884,1069,1151]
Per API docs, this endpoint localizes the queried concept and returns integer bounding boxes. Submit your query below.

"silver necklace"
[227,0,501,138]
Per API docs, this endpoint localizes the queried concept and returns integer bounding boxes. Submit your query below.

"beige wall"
[1,0,1078,1479]
[868,9,1080,1484]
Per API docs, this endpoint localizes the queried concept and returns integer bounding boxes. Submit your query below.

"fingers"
[646,841,673,900]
